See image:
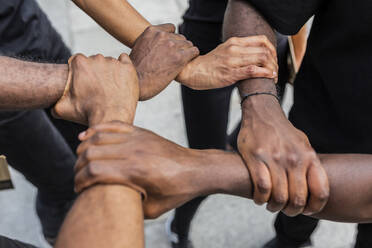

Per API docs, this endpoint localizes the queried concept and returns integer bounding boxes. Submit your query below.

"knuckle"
[84,147,96,162]
[185,40,193,47]
[166,40,176,47]
[227,44,238,53]
[245,65,256,76]
[227,37,238,44]
[253,147,266,159]
[120,53,130,60]
[287,153,299,165]
[93,54,105,60]
[177,34,186,40]
[145,208,161,219]
[259,35,269,43]
[256,178,271,194]
[91,132,104,144]
[259,53,269,64]
[86,162,100,178]
[315,189,330,203]
[272,152,281,162]
[146,25,157,33]
[273,194,288,206]
[158,31,167,39]
[291,196,306,209]
[73,54,87,66]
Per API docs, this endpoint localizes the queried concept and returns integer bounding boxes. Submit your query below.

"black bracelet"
[240,92,280,105]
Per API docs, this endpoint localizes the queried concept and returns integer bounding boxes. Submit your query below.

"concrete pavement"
[0,1,356,247]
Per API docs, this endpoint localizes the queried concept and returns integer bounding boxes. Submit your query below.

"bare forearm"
[223,0,277,95]
[72,0,150,47]
[55,185,144,248]
[0,56,67,110]
[206,151,372,223]
[56,106,143,247]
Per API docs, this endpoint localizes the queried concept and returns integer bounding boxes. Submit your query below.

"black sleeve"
[247,0,323,35]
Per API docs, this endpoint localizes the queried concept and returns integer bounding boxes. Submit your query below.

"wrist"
[88,108,134,126]
[175,56,201,88]
[241,91,284,125]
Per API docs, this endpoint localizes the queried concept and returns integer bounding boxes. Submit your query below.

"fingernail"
[273,71,277,76]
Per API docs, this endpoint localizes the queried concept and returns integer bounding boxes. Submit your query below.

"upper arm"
[247,0,323,35]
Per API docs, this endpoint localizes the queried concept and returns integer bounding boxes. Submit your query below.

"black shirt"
[0,0,69,62]
[248,0,372,153]
[183,0,227,23]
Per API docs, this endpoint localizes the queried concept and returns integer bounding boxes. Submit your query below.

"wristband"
[240,92,280,105]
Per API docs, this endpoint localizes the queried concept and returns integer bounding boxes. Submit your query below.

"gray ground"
[0,1,356,247]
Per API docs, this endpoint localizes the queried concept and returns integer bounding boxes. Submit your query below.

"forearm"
[72,0,150,47]
[55,185,144,248]
[56,113,143,246]
[0,56,67,110]
[204,151,372,223]
[223,0,277,96]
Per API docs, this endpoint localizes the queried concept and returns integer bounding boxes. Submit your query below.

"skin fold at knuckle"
[85,162,101,179]
[255,176,271,195]
[272,193,288,207]
[289,195,307,212]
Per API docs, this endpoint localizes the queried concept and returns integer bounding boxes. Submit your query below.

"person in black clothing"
[167,1,290,247]
[221,0,372,247]
[0,0,82,244]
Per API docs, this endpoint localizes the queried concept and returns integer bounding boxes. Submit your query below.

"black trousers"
[174,19,289,238]
[0,236,37,248]
[0,0,83,221]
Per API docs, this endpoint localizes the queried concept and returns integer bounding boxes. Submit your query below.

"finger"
[282,168,308,217]
[246,158,272,205]
[266,165,288,213]
[228,36,277,58]
[74,160,123,193]
[76,132,128,155]
[303,163,330,215]
[154,23,176,33]
[172,39,196,50]
[74,144,126,173]
[233,66,277,81]
[79,122,134,141]
[180,46,200,62]
[74,160,146,197]
[118,53,132,64]
[229,52,278,72]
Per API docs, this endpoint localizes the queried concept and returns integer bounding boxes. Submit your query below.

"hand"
[176,36,278,90]
[53,53,139,126]
[130,24,199,100]
[238,96,329,216]
[73,122,212,219]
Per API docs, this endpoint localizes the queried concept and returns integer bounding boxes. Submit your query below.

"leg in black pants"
[0,0,84,242]
[171,20,231,247]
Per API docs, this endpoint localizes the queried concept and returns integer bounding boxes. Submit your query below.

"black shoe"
[263,237,312,248]
[36,192,75,246]
[165,215,194,248]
